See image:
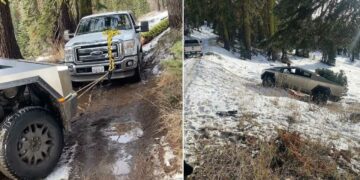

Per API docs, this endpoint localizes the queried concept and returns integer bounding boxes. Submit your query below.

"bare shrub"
[189,130,357,179]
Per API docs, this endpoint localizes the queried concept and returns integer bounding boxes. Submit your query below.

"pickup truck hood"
[65,30,134,48]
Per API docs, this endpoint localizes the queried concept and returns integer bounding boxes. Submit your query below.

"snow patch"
[112,149,132,176]
[45,143,78,180]
[138,11,168,29]
[151,137,181,179]
[108,127,143,144]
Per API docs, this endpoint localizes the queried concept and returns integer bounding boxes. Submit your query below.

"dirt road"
[46,39,165,179]
[53,67,159,180]
[64,78,159,179]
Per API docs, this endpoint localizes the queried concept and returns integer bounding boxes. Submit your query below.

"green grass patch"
[141,18,169,42]
[170,40,183,59]
[161,59,182,76]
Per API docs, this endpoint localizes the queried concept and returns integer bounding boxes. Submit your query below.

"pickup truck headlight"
[64,48,74,62]
[123,40,136,56]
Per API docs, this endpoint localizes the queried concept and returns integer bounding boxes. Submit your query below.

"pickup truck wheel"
[262,75,275,87]
[313,91,329,105]
[132,52,143,82]
[0,107,64,179]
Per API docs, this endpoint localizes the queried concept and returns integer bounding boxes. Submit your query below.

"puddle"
[103,122,144,177]
[105,121,144,144]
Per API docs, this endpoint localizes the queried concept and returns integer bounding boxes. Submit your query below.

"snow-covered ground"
[45,143,78,180]
[185,27,360,173]
[138,11,168,29]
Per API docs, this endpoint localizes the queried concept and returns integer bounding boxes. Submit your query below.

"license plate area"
[92,66,105,73]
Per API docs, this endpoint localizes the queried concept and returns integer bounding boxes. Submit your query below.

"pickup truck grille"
[75,43,120,63]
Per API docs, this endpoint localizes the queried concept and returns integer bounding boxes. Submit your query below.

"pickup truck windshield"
[76,14,132,35]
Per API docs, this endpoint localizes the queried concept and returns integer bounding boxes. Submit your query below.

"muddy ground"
[67,77,160,179]
[55,40,168,180]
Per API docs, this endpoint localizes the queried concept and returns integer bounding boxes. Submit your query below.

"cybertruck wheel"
[312,91,329,105]
[262,75,275,87]
[0,107,64,179]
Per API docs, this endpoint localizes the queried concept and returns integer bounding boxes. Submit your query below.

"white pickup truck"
[64,11,149,82]
[184,39,203,58]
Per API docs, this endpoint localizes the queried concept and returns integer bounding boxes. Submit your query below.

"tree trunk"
[0,0,23,59]
[268,0,276,36]
[243,0,251,59]
[267,0,277,61]
[223,25,230,50]
[167,0,182,29]
[157,0,161,11]
[54,0,76,45]
[79,0,92,20]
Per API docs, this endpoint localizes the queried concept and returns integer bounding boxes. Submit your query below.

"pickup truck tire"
[312,90,329,105]
[262,75,275,87]
[131,51,143,82]
[0,107,64,179]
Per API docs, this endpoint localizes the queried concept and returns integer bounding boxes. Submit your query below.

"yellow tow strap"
[75,29,121,99]
[103,29,120,72]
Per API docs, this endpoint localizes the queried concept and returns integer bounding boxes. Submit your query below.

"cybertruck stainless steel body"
[0,58,77,131]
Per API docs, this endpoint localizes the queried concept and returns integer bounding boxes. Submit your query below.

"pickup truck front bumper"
[185,51,203,58]
[66,55,138,82]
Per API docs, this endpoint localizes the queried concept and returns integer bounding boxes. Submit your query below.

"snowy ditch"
[185,27,360,173]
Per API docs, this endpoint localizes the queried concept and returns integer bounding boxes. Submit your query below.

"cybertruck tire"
[0,107,64,180]
[312,91,329,105]
[262,74,275,87]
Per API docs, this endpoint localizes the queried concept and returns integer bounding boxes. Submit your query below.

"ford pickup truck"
[184,39,203,58]
[64,11,149,82]
[261,66,347,104]
[0,59,77,179]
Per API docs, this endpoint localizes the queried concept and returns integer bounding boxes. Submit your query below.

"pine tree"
[167,0,182,29]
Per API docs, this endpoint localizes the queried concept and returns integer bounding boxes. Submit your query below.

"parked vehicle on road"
[184,39,203,58]
[0,59,77,179]
[64,11,149,82]
[261,66,347,104]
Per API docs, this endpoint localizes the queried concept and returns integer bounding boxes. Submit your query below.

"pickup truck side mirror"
[140,21,149,32]
[64,30,74,41]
